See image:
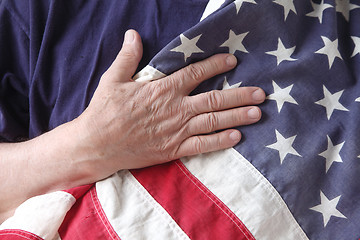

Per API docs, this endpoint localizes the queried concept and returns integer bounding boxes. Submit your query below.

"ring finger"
[185,106,262,136]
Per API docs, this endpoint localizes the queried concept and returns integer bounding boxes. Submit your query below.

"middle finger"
[186,87,265,115]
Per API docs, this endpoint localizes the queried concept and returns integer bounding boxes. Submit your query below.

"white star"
[306,0,333,24]
[273,0,297,21]
[267,81,298,113]
[351,36,360,57]
[200,0,226,21]
[170,34,204,62]
[220,30,249,55]
[234,0,257,14]
[310,191,347,227]
[336,0,360,21]
[266,38,297,65]
[315,86,349,120]
[266,130,301,164]
[315,36,343,69]
[356,97,360,102]
[222,77,241,90]
[319,136,344,173]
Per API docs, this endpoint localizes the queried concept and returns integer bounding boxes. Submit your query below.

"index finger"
[165,54,237,95]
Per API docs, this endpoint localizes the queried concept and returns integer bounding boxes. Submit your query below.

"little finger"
[175,129,241,158]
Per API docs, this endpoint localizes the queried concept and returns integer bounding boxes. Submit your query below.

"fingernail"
[229,131,241,142]
[252,89,265,102]
[248,107,260,119]
[124,30,135,44]
[226,55,237,67]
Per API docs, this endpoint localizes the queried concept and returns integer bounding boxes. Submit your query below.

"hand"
[74,29,266,180]
[0,29,266,219]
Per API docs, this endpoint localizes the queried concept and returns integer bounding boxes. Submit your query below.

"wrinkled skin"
[77,29,266,178]
[0,30,265,221]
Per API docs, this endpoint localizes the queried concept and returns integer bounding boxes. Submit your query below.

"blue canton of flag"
[144,0,360,239]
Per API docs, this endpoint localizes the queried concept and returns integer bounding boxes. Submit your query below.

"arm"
[0,30,265,222]
[0,121,93,221]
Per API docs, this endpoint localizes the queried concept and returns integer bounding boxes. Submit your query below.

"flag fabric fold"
[139,1,360,238]
[1,0,360,239]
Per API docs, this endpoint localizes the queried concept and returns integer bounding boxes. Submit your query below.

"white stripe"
[95,170,190,240]
[134,63,308,239]
[0,191,75,240]
[133,65,166,82]
[181,148,308,240]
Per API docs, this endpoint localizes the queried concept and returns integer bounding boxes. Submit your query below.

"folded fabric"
[1,0,360,239]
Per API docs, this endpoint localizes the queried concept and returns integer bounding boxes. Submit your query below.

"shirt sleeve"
[0,0,30,142]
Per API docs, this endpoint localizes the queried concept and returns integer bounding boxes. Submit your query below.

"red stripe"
[131,160,255,240]
[62,184,94,200]
[59,184,120,240]
[0,230,43,240]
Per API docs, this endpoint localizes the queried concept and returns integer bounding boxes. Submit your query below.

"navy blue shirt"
[0,0,207,141]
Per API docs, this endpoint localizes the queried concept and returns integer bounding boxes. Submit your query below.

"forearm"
[0,30,266,224]
[0,119,94,222]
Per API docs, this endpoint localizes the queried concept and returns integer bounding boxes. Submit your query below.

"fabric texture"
[1,0,360,239]
[0,0,208,140]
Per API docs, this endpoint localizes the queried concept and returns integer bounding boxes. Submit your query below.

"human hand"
[74,30,265,180]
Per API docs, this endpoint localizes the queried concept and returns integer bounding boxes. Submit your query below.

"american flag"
[1,0,360,239]
[144,0,360,238]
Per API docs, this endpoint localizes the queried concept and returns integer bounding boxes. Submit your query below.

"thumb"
[103,29,143,83]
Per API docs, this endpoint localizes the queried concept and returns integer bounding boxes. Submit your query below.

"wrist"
[63,114,115,184]
[28,119,96,191]
[55,118,99,186]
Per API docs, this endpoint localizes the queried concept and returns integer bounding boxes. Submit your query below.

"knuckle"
[147,83,168,102]
[181,97,198,118]
[187,63,206,81]
[236,89,246,105]
[179,97,193,116]
[207,90,224,110]
[235,109,247,123]
[151,86,164,99]
[167,77,187,97]
[183,123,192,137]
[205,112,218,132]
[193,136,206,154]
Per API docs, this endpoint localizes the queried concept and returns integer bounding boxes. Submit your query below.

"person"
[0,4,266,222]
